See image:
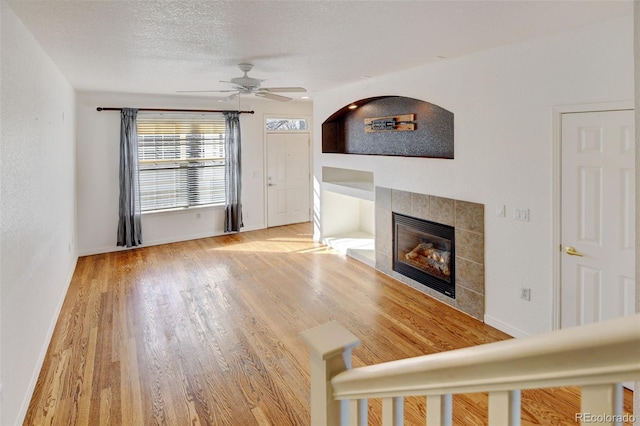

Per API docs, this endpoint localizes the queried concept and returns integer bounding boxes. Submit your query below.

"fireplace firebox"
[393,213,455,298]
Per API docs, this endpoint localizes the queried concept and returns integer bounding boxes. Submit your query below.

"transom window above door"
[265,117,308,131]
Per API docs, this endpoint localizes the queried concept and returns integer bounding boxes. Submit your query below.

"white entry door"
[560,109,635,329]
[266,132,310,227]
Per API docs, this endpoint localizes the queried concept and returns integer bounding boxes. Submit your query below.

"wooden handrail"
[303,314,640,425]
[330,314,640,400]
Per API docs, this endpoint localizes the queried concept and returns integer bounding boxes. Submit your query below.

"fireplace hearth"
[393,213,456,298]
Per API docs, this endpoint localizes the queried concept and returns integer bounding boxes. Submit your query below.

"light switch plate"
[514,208,530,221]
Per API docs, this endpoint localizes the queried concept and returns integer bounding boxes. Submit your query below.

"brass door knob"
[565,246,584,257]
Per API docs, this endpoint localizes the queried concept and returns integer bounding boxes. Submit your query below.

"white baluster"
[580,383,623,425]
[382,396,404,426]
[426,394,452,426]
[488,390,521,426]
[348,399,368,426]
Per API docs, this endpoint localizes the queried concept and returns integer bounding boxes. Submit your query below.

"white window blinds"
[137,113,226,212]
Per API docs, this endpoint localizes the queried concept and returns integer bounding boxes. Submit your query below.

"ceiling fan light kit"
[180,63,307,102]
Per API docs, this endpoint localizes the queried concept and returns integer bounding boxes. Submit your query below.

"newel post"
[301,320,361,426]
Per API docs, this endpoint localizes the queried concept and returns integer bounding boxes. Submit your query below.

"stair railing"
[301,314,640,426]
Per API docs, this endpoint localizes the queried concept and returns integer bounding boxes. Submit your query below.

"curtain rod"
[96,107,255,114]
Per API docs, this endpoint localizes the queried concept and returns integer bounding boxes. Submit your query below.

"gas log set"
[404,242,451,281]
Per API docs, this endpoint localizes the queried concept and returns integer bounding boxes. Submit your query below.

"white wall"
[314,16,634,337]
[634,2,639,421]
[76,92,312,255]
[0,2,78,424]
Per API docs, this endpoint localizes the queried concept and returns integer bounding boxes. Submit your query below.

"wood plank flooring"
[24,222,633,425]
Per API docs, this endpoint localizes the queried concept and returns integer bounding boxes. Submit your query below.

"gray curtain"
[117,108,143,247]
[224,111,243,232]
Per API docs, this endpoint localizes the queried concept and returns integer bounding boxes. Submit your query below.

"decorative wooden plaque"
[364,114,416,133]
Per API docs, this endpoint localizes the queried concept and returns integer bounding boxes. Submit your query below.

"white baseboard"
[80,244,130,256]
[79,224,267,256]
[484,314,530,338]
[239,224,265,233]
[17,255,78,424]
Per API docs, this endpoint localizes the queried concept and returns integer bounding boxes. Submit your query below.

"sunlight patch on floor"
[208,239,328,254]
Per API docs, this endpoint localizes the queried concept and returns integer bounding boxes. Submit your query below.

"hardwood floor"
[25,222,633,425]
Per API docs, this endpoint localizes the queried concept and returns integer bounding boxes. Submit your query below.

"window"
[137,113,226,212]
[265,117,308,131]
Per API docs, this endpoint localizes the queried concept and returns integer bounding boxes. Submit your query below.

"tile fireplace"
[376,187,485,320]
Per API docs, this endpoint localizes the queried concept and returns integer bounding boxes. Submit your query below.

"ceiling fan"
[178,63,307,102]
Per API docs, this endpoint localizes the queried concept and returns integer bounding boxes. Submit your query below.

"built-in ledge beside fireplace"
[376,187,485,320]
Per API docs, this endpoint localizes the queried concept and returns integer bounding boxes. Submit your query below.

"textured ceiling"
[7,1,633,100]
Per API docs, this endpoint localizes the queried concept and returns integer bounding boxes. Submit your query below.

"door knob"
[268,183,276,187]
[565,246,584,257]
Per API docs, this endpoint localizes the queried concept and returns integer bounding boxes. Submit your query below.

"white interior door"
[560,109,635,329]
[267,132,310,227]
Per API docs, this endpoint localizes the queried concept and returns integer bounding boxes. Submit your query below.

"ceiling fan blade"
[259,87,307,93]
[254,92,292,102]
[176,89,239,93]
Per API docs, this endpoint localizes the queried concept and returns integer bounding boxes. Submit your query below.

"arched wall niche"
[321,96,454,158]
